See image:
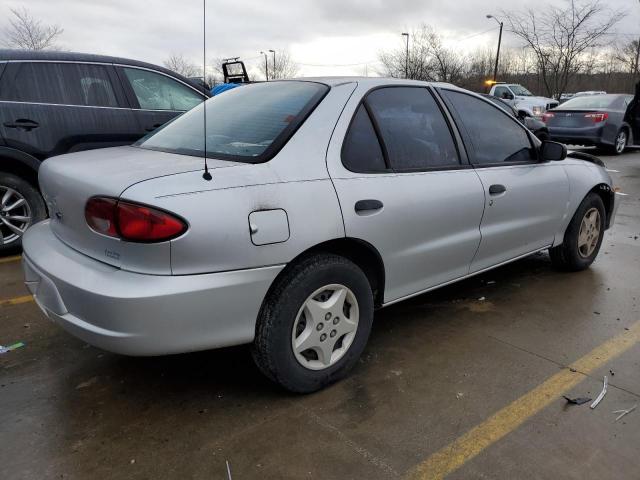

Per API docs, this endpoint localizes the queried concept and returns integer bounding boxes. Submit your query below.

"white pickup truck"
[489,83,559,118]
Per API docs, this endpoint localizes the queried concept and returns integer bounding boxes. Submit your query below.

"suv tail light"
[584,112,608,123]
[542,112,555,123]
[85,197,187,243]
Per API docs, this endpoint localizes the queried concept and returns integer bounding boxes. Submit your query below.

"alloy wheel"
[0,186,32,246]
[291,284,359,371]
[615,131,627,154]
[577,207,601,258]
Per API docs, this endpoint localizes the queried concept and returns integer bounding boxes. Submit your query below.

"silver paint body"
[22,78,618,355]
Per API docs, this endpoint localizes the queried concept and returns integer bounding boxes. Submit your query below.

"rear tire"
[252,253,374,393]
[609,129,628,155]
[549,193,605,271]
[0,173,46,255]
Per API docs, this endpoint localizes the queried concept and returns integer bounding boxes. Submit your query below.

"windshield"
[509,85,533,96]
[556,94,620,110]
[137,81,329,162]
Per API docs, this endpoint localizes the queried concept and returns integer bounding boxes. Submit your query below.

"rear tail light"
[542,112,555,123]
[85,197,187,243]
[584,112,608,123]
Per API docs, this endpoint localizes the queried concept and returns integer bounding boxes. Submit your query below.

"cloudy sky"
[2,0,638,78]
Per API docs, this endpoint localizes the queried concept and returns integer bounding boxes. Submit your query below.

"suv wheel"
[252,254,374,393]
[0,173,46,254]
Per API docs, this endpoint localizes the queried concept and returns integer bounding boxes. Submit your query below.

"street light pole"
[401,32,409,79]
[486,15,503,84]
[269,49,276,79]
[260,51,269,81]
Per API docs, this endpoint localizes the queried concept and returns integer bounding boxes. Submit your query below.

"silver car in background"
[22,78,619,392]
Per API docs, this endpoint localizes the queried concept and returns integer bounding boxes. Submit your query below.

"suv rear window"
[0,62,118,107]
[137,81,328,162]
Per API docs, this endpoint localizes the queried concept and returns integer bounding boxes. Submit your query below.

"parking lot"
[0,149,638,479]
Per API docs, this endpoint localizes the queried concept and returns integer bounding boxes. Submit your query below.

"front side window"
[123,67,203,111]
[365,87,459,170]
[494,86,512,100]
[137,81,328,162]
[0,62,118,107]
[442,90,533,165]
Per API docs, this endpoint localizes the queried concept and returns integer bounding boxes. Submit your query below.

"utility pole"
[401,32,409,79]
[487,15,503,84]
[260,51,269,81]
[269,49,276,79]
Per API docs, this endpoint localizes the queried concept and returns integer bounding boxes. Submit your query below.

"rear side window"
[365,87,460,170]
[0,62,118,107]
[137,81,328,162]
[342,105,387,172]
[123,67,203,111]
[442,90,533,165]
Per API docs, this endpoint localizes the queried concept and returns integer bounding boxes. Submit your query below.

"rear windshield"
[136,81,329,162]
[556,95,621,110]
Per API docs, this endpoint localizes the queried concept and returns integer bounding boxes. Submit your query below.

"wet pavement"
[1,149,639,479]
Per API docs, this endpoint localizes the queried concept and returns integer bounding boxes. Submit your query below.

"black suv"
[0,50,209,253]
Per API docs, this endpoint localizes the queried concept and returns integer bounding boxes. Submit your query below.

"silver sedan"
[22,78,620,392]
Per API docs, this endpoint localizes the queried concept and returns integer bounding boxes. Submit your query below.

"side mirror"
[540,140,567,161]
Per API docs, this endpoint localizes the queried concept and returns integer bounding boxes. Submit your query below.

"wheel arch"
[590,183,615,230]
[0,147,41,188]
[267,237,386,309]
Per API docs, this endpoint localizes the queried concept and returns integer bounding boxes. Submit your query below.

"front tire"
[549,192,606,271]
[0,173,46,255]
[252,254,374,393]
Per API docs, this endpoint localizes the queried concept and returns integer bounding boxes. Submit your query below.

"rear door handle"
[355,199,383,215]
[489,184,507,195]
[3,119,39,132]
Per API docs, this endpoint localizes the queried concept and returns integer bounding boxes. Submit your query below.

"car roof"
[0,49,208,94]
[285,76,459,89]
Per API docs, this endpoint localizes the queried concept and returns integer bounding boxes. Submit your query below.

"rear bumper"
[22,221,284,356]
[548,126,605,146]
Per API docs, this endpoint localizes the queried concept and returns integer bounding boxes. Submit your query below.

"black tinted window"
[365,87,459,170]
[138,81,328,162]
[442,90,533,165]
[0,62,118,107]
[342,105,387,172]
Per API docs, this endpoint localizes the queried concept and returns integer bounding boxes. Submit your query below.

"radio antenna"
[202,0,212,181]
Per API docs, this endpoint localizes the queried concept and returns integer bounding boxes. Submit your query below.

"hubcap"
[0,186,32,246]
[616,131,627,153]
[577,208,601,258]
[291,284,359,371]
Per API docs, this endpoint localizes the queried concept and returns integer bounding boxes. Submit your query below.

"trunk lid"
[38,146,240,274]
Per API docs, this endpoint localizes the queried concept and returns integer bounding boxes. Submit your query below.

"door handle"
[3,119,39,132]
[145,123,163,132]
[489,184,507,195]
[355,199,383,215]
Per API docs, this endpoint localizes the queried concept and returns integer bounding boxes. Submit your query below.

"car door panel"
[0,62,139,159]
[333,171,485,302]
[471,164,569,272]
[440,88,570,271]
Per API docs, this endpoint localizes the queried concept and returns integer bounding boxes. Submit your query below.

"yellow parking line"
[0,255,21,265]
[406,321,640,480]
[0,295,34,307]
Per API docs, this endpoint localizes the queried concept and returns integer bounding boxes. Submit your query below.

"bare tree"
[3,7,63,50]
[378,25,465,82]
[615,39,640,75]
[502,0,622,99]
[258,50,299,80]
[164,54,199,78]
